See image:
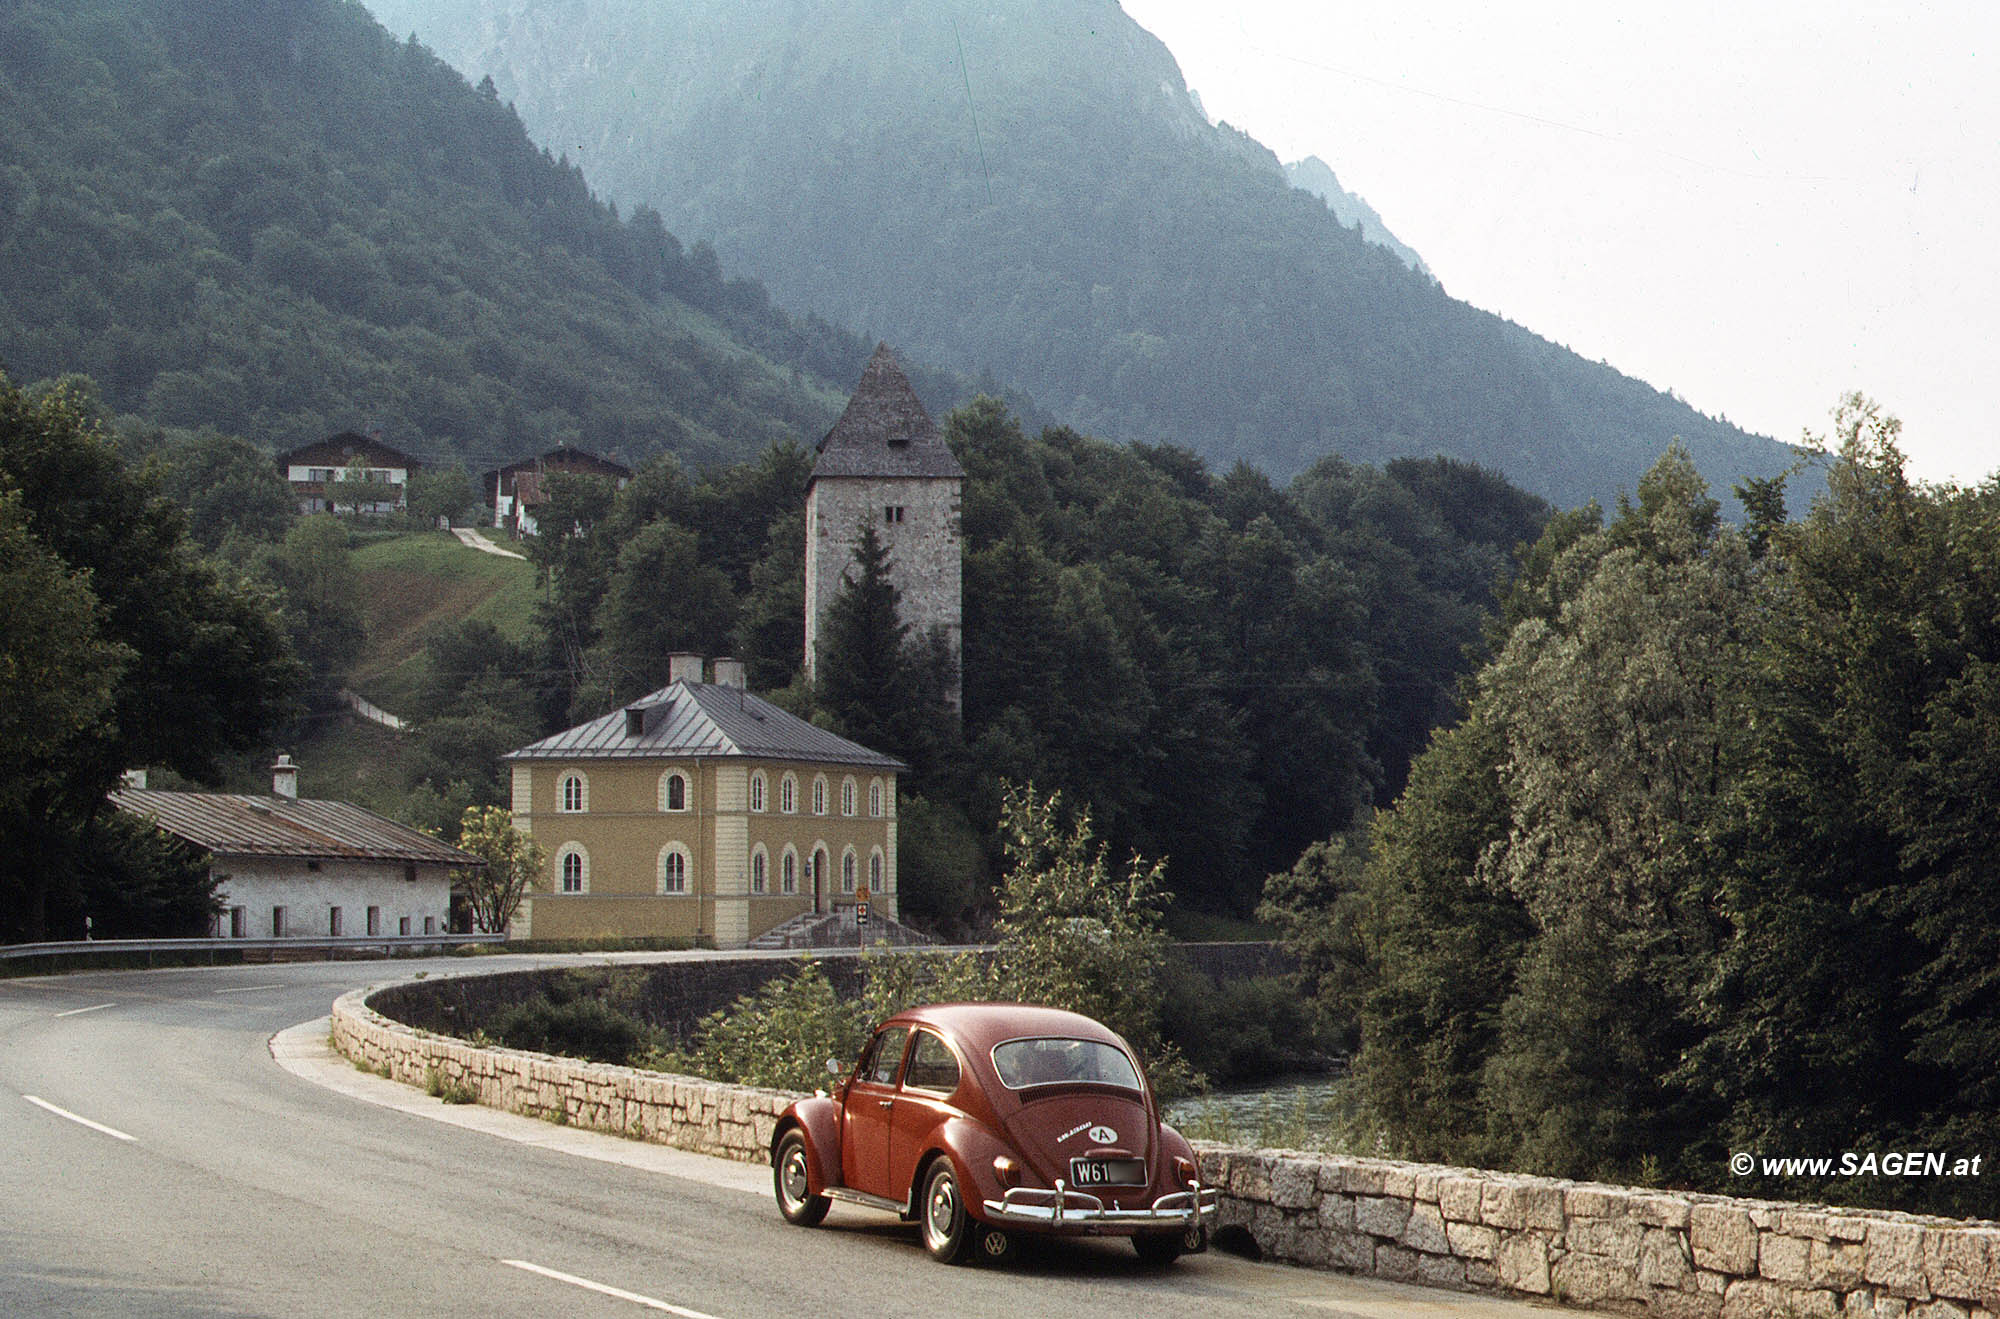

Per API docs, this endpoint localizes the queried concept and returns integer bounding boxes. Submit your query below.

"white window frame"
[841,847,857,894]
[812,774,828,816]
[841,777,857,817]
[869,779,884,818]
[780,773,797,815]
[559,770,588,813]
[781,847,798,895]
[750,771,767,813]
[658,845,690,895]
[660,769,690,813]
[557,845,589,893]
[751,846,769,895]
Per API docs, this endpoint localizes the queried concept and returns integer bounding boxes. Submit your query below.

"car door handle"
[877,1099,894,1109]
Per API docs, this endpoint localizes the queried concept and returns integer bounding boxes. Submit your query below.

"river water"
[1164,1071,1374,1154]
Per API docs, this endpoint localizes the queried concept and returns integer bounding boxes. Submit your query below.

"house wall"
[210,856,450,938]
[804,474,962,695]
[510,758,897,946]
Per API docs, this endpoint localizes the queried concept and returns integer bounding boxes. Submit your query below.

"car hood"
[999,1090,1155,1189]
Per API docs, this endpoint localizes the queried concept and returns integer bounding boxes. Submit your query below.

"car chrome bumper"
[981,1179,1217,1231]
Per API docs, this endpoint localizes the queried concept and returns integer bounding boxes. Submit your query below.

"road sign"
[856,902,869,924]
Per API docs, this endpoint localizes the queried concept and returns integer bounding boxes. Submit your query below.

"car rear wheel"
[1133,1224,1200,1264]
[774,1131,829,1226]
[919,1160,970,1263]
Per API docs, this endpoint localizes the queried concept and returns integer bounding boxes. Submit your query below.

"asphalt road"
[0,955,1583,1318]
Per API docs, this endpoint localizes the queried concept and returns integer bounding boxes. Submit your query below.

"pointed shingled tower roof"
[811,344,965,482]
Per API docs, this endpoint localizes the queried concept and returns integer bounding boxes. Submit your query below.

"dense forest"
[370,0,1805,510]
[398,398,1548,928]
[1264,401,2000,1217]
[0,374,299,943]
[0,0,997,470]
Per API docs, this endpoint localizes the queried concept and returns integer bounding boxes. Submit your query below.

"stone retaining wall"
[1199,1146,2000,1319]
[330,984,789,1161]
[332,966,2000,1318]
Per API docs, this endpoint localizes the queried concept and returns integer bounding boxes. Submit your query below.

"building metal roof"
[109,790,483,867]
[504,681,907,772]
[810,344,966,483]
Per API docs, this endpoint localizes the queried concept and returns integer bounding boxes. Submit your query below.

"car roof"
[881,1002,1129,1053]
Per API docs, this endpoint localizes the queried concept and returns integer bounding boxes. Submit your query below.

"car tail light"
[992,1155,1020,1187]
[1173,1155,1198,1188]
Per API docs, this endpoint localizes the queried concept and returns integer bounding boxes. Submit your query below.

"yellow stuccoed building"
[503,653,904,947]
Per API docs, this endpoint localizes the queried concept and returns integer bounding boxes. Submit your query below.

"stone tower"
[804,344,964,704]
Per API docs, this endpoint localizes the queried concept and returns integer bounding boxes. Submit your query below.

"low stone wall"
[1199,1146,2000,1319]
[330,984,789,1161]
[333,963,2000,1318]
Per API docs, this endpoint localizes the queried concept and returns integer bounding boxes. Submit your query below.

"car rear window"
[991,1037,1141,1091]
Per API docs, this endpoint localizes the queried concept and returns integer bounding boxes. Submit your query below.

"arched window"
[559,772,587,813]
[841,848,857,894]
[660,771,689,812]
[841,778,857,817]
[780,848,798,895]
[751,848,768,895]
[659,846,689,895]
[750,771,767,813]
[812,775,828,816]
[557,846,588,893]
[869,850,884,890]
[868,780,883,818]
[780,773,797,814]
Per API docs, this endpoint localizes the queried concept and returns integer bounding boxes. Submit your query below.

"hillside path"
[452,526,527,559]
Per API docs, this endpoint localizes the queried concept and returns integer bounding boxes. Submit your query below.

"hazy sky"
[1119,2,1998,487]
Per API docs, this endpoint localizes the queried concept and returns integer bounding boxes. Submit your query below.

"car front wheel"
[919,1159,970,1263]
[774,1131,830,1226]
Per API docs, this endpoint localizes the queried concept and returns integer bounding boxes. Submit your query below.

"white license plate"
[1069,1157,1145,1186]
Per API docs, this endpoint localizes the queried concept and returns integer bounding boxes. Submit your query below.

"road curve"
[0,955,1586,1318]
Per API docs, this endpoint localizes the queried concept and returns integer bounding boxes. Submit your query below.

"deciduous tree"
[452,805,544,934]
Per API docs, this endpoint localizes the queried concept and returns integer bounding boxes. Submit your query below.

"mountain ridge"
[362,0,1804,510]
[1285,155,1430,277]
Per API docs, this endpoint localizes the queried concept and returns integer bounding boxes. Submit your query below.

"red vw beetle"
[770,1002,1215,1265]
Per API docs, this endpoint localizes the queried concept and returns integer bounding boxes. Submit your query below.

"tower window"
[884,505,906,524]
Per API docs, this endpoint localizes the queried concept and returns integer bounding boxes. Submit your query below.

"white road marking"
[54,1002,117,1017]
[23,1095,136,1142]
[502,1260,723,1317]
[212,984,286,995]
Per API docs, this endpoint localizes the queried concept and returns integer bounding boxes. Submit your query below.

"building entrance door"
[814,847,829,913]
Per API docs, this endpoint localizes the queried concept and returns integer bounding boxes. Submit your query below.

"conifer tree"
[814,521,908,754]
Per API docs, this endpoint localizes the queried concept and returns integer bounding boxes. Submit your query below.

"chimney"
[272,754,299,799]
[668,653,705,685]
[711,657,747,690]
[121,769,148,790]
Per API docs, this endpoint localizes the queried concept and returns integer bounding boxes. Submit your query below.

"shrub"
[486,995,645,1066]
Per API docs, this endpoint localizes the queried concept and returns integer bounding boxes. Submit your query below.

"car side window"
[903,1031,960,1094]
[860,1027,909,1086]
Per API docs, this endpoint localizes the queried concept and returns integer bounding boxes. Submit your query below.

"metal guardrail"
[0,933,506,963]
